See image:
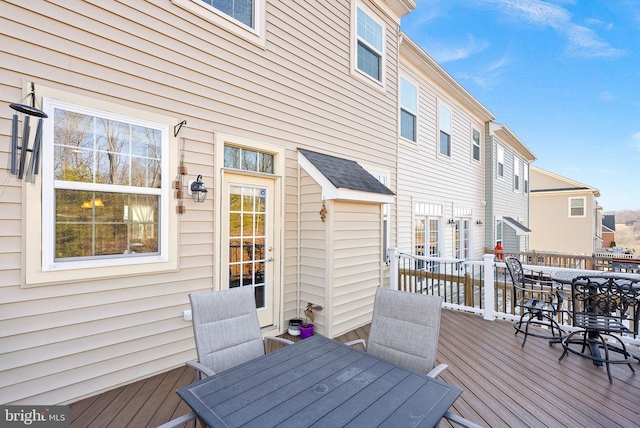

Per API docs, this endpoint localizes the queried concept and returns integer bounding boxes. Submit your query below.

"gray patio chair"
[505,256,566,348]
[346,287,483,428]
[158,286,293,428]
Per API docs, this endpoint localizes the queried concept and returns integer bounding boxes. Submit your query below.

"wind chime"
[9,83,48,183]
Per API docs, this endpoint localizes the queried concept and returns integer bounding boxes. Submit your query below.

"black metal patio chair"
[559,275,640,382]
[505,257,567,348]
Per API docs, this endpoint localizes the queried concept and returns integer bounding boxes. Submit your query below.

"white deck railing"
[387,248,640,347]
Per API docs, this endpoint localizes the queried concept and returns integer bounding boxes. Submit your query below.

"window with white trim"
[439,104,452,157]
[497,144,504,178]
[569,197,586,217]
[400,77,417,142]
[355,5,384,82]
[42,99,169,269]
[523,164,529,193]
[171,0,266,45]
[455,219,471,259]
[472,128,480,161]
[201,0,254,27]
[513,155,520,191]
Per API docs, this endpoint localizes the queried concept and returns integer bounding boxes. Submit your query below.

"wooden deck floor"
[69,309,640,428]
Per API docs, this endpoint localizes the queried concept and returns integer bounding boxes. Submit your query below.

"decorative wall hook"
[174,120,187,137]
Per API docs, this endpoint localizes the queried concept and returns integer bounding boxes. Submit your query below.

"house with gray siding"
[484,122,536,252]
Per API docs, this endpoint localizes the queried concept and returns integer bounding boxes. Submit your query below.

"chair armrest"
[186,360,216,378]
[344,339,366,349]
[157,412,197,428]
[427,363,448,378]
[443,411,484,428]
[265,336,294,346]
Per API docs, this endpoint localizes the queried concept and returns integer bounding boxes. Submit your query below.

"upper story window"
[523,165,529,193]
[569,197,586,217]
[171,0,265,45]
[438,104,452,157]
[400,77,417,142]
[513,155,520,191]
[202,0,254,27]
[42,99,169,270]
[355,5,384,82]
[472,128,480,161]
[497,144,504,178]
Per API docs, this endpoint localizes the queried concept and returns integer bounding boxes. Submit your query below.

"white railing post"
[389,247,399,290]
[483,254,495,321]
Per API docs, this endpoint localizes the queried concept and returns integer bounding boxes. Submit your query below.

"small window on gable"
[355,5,384,82]
[472,128,480,161]
[569,197,586,217]
[513,155,520,191]
[497,144,504,178]
[400,77,417,142]
[439,104,451,157]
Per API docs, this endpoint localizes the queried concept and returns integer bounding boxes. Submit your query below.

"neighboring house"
[602,214,616,248]
[529,166,603,254]
[0,0,414,405]
[485,123,536,252]
[397,34,495,261]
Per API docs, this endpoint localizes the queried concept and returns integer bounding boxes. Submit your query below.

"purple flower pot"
[299,323,314,339]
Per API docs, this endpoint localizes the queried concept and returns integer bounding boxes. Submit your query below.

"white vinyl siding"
[2,0,402,405]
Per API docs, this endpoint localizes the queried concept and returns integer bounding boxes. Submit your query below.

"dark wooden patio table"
[176,334,462,427]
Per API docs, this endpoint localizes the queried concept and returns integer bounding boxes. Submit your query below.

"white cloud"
[633,132,640,150]
[599,91,616,101]
[428,34,491,63]
[563,24,626,58]
[466,0,625,58]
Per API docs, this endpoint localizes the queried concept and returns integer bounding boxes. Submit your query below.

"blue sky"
[401,0,640,211]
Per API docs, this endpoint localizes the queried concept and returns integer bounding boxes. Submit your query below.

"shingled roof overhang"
[503,216,531,236]
[298,148,395,204]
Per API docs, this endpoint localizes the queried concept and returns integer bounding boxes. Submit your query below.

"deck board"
[69,309,640,428]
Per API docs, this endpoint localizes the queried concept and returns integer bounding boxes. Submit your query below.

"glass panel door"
[223,174,275,327]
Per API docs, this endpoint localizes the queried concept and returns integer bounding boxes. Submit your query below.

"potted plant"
[300,303,322,339]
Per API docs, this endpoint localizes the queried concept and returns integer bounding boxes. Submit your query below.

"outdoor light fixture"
[447,218,455,225]
[476,220,483,225]
[189,175,207,202]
